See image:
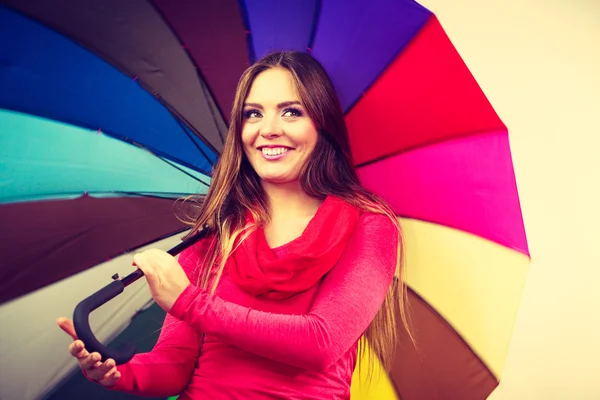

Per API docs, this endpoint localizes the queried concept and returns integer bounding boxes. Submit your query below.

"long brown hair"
[180,51,413,374]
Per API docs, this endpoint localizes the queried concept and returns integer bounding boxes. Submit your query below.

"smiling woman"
[57,51,411,400]
[0,1,533,399]
[241,68,318,186]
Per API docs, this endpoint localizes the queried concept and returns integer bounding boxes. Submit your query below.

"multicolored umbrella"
[0,1,530,400]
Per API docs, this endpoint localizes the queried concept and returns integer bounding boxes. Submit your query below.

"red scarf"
[229,196,361,299]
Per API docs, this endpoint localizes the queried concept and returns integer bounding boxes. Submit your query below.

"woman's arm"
[170,213,398,371]
[109,314,200,396]
[104,246,205,396]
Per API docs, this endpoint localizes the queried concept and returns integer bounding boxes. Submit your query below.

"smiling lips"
[259,146,292,160]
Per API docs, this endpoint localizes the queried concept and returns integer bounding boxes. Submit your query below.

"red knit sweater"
[107,212,397,399]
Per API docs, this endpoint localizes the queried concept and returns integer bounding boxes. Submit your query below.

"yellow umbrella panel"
[350,218,530,400]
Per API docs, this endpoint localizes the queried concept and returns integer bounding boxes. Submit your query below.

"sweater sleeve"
[99,245,205,397]
[108,313,200,396]
[169,213,398,371]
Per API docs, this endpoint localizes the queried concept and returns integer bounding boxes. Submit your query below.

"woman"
[57,51,411,399]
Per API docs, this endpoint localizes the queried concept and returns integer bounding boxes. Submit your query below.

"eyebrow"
[243,100,302,109]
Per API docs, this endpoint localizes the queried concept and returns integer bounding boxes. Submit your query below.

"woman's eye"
[282,108,303,118]
[244,110,261,119]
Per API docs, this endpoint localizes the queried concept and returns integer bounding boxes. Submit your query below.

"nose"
[259,114,283,139]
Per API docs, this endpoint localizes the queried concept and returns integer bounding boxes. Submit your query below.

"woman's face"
[241,68,318,186]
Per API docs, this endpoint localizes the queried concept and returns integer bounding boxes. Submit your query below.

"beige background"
[417,0,600,398]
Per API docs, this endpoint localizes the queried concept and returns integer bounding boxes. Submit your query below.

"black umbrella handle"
[73,225,211,365]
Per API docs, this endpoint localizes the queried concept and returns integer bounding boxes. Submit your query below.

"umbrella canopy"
[0,1,530,400]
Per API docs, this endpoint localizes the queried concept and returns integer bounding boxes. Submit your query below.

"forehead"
[245,68,300,104]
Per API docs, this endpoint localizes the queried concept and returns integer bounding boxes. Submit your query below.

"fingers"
[61,323,120,387]
[69,340,89,360]
[57,317,78,341]
[133,254,158,286]
[76,350,120,386]
[98,364,121,387]
[83,356,120,387]
[79,351,102,370]
[86,356,117,381]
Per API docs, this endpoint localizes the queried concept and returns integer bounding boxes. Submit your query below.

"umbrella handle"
[73,225,211,365]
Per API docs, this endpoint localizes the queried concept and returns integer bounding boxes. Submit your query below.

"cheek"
[303,130,319,154]
[293,125,319,150]
[241,129,254,151]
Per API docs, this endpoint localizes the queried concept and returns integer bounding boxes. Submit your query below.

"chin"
[259,175,299,185]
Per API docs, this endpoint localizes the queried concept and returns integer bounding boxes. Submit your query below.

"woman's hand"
[56,317,121,387]
[132,249,191,312]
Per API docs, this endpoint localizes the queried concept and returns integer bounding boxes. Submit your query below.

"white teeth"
[261,147,289,156]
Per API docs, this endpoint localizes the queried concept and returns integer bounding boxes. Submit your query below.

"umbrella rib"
[75,127,214,176]
[199,78,228,144]
[237,0,256,64]
[0,191,196,203]
[342,13,431,115]
[148,0,229,143]
[117,132,214,178]
[405,286,499,382]
[103,225,192,265]
[159,100,222,154]
[149,153,211,189]
[171,118,217,176]
[354,127,505,169]
[111,191,199,199]
[306,0,322,52]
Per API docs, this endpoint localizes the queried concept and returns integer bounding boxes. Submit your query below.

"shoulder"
[352,212,399,270]
[355,211,399,241]
[331,195,399,240]
[337,211,399,280]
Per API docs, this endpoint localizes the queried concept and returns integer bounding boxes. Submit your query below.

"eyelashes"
[282,107,304,118]
[244,109,261,119]
[243,107,304,119]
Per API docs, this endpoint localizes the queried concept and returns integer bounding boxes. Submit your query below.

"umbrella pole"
[114,224,211,288]
[73,224,211,364]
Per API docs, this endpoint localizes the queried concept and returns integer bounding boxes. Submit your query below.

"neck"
[262,180,323,220]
